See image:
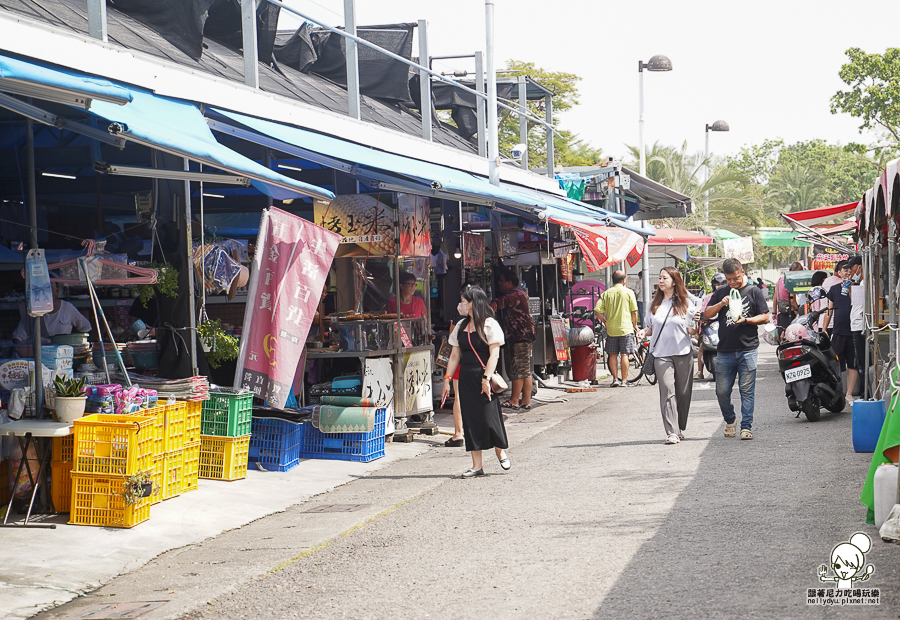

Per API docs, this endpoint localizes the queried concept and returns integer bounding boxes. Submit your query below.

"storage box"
[183,441,200,492]
[199,435,250,480]
[180,400,203,445]
[249,418,301,472]
[298,408,385,462]
[201,392,253,437]
[50,460,72,512]
[69,472,152,528]
[136,403,186,454]
[72,414,156,475]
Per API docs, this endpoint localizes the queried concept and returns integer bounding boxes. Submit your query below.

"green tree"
[497,60,604,168]
[624,142,760,233]
[766,161,829,215]
[831,47,900,142]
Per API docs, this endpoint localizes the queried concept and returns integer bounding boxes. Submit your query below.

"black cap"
[847,256,862,267]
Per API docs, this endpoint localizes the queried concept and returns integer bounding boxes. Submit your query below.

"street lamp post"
[704,120,730,222]
[638,55,672,324]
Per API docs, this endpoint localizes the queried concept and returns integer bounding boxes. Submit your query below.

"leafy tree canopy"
[498,60,605,168]
[831,47,900,143]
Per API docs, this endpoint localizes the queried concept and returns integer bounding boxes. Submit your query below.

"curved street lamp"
[704,120,730,222]
[638,55,673,176]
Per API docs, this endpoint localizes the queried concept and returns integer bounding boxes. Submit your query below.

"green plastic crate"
[201,391,253,437]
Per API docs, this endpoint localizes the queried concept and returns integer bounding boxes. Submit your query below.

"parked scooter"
[699,318,719,380]
[775,308,845,421]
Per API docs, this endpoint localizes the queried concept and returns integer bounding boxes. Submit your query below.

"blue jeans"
[637,301,644,328]
[715,350,758,430]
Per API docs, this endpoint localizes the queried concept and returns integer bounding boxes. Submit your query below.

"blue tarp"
[542,204,655,237]
[210,108,624,219]
[90,91,333,202]
[0,53,132,104]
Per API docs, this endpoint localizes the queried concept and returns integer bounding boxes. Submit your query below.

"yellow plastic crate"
[180,400,204,445]
[199,435,250,481]
[69,473,152,528]
[148,459,163,506]
[183,441,200,493]
[160,450,185,500]
[134,402,187,454]
[73,414,156,476]
[52,435,74,463]
[50,461,72,512]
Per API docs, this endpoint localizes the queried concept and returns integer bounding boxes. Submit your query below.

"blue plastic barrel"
[852,400,886,453]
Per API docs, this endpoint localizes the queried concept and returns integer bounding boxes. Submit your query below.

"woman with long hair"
[639,268,699,444]
[441,285,510,477]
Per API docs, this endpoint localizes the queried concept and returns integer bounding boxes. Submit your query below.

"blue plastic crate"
[298,408,385,462]
[249,417,302,472]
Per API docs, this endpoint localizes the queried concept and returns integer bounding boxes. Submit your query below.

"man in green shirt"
[594,270,639,387]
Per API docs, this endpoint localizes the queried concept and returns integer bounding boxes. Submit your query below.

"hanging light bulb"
[453,247,462,259]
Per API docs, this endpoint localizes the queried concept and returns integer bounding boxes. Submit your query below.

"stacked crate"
[140,401,190,504]
[69,413,156,528]
[200,391,252,480]
[50,435,74,512]
[179,399,203,492]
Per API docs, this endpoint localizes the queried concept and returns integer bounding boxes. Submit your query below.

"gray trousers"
[654,353,694,436]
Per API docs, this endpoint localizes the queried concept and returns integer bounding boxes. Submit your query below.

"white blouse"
[448,317,505,347]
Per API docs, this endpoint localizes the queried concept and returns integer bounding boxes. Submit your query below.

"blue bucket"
[852,400,886,453]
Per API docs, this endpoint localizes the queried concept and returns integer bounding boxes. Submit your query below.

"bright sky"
[279,0,900,162]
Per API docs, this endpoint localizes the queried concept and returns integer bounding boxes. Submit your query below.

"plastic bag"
[880,504,900,541]
[9,439,38,498]
[729,288,744,322]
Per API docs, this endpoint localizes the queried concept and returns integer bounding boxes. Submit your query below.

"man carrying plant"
[595,270,638,387]
[704,258,770,440]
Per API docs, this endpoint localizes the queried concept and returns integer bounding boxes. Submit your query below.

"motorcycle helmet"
[806,286,826,304]
[784,323,809,343]
[711,272,726,287]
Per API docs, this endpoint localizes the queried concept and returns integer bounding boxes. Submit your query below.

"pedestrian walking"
[442,316,465,448]
[441,285,510,478]
[848,256,867,398]
[638,268,698,445]
[491,269,535,411]
[821,260,857,408]
[704,258,770,440]
[594,270,639,387]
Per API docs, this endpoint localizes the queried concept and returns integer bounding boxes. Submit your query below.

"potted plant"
[122,469,155,506]
[199,319,240,369]
[52,375,87,423]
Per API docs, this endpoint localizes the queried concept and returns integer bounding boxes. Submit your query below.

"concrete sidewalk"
[3,385,606,620]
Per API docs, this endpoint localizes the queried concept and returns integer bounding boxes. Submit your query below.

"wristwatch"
[482,375,489,380]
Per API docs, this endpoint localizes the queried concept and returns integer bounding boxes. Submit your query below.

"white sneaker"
[610,379,621,388]
[665,434,680,444]
[678,431,685,440]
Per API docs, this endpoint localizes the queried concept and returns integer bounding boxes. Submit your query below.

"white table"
[1,419,72,528]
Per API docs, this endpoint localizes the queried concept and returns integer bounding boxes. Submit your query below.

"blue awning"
[90,91,333,202]
[207,108,623,219]
[542,204,655,236]
[0,52,132,106]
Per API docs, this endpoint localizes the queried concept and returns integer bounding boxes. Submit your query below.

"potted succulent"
[52,375,87,423]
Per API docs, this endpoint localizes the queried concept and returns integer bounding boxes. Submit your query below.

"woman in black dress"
[441,286,510,478]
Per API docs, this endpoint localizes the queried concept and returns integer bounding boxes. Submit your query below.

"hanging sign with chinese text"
[626,238,645,267]
[398,193,431,256]
[570,227,608,272]
[235,206,341,407]
[314,194,395,257]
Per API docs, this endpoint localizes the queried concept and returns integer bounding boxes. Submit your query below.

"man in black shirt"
[822,260,856,408]
[704,258,770,440]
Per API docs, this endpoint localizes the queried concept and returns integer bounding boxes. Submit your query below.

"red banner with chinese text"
[570,226,608,272]
[234,206,341,407]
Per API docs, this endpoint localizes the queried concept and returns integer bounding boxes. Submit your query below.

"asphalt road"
[177,346,900,620]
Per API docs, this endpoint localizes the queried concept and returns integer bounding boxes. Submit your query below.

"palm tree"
[766,162,829,217]
[625,141,760,233]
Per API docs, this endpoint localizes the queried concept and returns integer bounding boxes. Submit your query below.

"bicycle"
[625,338,656,386]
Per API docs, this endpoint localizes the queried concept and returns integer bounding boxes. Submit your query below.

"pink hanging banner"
[234,206,341,407]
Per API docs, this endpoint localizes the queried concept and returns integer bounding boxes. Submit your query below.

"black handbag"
[642,304,673,377]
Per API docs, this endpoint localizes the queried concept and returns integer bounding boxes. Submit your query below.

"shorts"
[606,334,636,355]
[504,341,533,380]
[831,334,857,372]
[852,332,866,371]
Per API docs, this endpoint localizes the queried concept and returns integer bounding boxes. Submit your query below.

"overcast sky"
[279,0,900,162]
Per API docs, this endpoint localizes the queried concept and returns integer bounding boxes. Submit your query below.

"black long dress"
[458,323,508,452]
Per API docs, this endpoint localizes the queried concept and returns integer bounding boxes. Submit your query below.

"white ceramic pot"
[55,396,87,423]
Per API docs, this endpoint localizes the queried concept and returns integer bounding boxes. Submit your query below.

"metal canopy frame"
[0,92,125,148]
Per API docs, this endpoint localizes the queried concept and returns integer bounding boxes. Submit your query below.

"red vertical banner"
[626,238,644,267]
[234,206,341,407]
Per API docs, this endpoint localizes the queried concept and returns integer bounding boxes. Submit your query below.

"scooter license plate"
[785,364,811,383]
